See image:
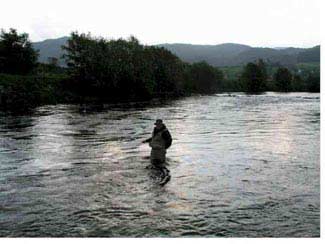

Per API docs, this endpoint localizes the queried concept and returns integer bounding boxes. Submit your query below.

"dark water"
[0,92,320,237]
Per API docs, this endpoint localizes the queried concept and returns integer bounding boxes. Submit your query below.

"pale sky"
[0,0,321,47]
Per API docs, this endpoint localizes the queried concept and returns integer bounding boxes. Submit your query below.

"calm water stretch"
[0,92,320,237]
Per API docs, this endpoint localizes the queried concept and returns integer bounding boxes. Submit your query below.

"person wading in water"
[142,119,172,185]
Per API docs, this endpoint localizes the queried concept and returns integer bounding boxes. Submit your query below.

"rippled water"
[0,92,320,237]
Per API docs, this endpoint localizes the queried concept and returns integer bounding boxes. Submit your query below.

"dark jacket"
[144,124,172,149]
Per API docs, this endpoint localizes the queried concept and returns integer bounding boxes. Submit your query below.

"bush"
[185,61,223,94]
[0,29,38,75]
[240,61,267,93]
[274,67,292,92]
[0,73,69,111]
[306,74,320,92]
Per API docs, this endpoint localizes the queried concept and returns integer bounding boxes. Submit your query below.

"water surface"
[0,92,320,237]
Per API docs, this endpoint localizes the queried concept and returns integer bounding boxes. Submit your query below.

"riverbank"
[0,73,187,113]
[0,72,320,113]
[0,73,72,111]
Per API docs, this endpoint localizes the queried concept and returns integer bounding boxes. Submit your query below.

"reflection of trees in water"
[0,113,35,133]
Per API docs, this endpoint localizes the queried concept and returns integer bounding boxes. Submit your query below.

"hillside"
[159,44,309,67]
[297,46,320,63]
[32,37,319,67]
[32,37,69,66]
[157,43,251,66]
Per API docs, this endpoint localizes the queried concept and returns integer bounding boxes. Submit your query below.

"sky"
[0,0,321,47]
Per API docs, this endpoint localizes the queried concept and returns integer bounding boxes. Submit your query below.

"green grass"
[295,62,320,72]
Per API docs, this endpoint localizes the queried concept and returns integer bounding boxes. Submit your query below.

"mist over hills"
[32,37,320,67]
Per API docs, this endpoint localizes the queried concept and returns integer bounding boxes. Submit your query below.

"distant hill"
[157,43,252,66]
[297,45,320,63]
[32,37,69,66]
[32,37,319,67]
[159,43,308,67]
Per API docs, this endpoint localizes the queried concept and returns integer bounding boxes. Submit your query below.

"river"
[0,92,320,237]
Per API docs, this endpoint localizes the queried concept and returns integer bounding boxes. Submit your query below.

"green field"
[295,62,320,72]
[220,62,320,81]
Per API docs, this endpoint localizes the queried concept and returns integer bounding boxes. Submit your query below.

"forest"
[0,29,320,111]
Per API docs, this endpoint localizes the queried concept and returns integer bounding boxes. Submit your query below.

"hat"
[154,119,163,125]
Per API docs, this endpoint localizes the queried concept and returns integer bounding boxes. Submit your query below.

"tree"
[186,61,223,94]
[274,67,292,92]
[106,37,155,99]
[257,59,267,82]
[240,61,267,93]
[306,73,320,93]
[0,28,38,74]
[145,46,185,96]
[291,74,304,92]
[62,32,155,100]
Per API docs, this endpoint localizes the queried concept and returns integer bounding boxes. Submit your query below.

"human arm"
[142,137,152,143]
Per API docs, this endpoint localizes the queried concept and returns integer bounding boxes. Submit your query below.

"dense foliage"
[63,33,155,100]
[0,29,38,75]
[274,67,292,92]
[221,62,320,93]
[62,32,223,100]
[0,29,320,111]
[305,73,320,93]
[240,60,267,93]
[0,73,70,111]
[185,62,223,94]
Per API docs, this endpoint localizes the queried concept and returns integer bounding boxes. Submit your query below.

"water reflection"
[0,92,320,237]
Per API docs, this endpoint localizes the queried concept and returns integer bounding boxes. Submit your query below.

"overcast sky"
[0,0,320,47]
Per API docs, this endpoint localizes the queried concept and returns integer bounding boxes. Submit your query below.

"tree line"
[0,28,320,111]
[239,60,319,93]
[61,32,226,100]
